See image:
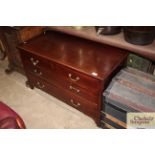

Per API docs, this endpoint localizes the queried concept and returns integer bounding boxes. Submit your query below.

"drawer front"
[101,119,126,129]
[65,83,99,103]
[24,65,57,85]
[28,74,99,118]
[20,51,52,70]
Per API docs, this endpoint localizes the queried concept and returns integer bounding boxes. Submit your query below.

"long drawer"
[28,73,99,118]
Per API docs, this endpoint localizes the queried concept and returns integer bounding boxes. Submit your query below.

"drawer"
[28,74,98,118]
[24,65,57,84]
[55,63,102,93]
[20,51,52,70]
[65,83,99,103]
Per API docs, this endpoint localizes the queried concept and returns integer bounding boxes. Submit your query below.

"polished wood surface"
[18,30,128,126]
[19,30,128,80]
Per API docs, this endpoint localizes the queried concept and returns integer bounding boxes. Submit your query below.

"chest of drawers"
[18,30,128,126]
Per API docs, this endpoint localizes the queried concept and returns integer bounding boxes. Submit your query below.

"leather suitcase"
[102,67,155,129]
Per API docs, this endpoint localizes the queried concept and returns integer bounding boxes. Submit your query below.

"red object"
[0,101,26,129]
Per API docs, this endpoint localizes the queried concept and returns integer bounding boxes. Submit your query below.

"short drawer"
[65,83,99,103]
[20,51,52,70]
[65,94,98,118]
[28,74,98,118]
[24,65,57,85]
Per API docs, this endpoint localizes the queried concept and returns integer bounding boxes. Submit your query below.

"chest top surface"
[18,30,128,80]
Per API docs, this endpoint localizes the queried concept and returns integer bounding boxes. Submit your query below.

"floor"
[0,59,98,128]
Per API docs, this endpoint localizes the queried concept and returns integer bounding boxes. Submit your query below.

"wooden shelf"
[48,26,155,62]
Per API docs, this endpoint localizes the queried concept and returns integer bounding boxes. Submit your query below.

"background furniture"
[1,26,155,75]
[127,53,155,74]
[18,30,128,126]
[0,101,26,129]
[0,27,6,60]
[48,26,155,62]
[1,26,45,74]
[48,27,155,75]
[102,67,155,129]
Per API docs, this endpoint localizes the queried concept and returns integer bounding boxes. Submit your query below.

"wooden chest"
[102,67,155,128]
[18,30,128,126]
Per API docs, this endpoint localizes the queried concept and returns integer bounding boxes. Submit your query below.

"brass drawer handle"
[70,99,81,107]
[36,82,45,89]
[30,57,39,66]
[69,85,80,93]
[33,69,42,76]
[68,73,80,82]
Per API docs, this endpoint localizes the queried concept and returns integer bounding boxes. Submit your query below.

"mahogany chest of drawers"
[18,30,128,126]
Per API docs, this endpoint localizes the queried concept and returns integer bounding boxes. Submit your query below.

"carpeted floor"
[0,59,98,128]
